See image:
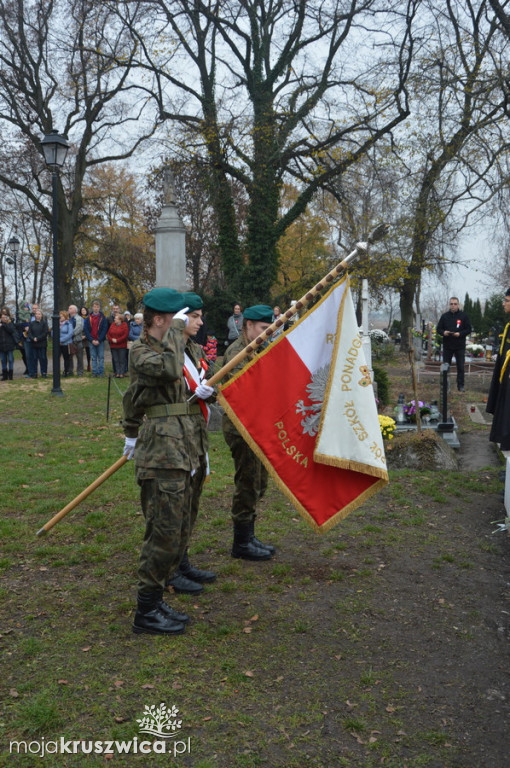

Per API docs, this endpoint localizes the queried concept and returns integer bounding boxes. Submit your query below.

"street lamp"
[41,130,70,396]
[6,235,20,323]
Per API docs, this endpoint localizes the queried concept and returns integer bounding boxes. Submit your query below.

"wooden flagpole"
[36,455,128,537]
[203,223,389,390]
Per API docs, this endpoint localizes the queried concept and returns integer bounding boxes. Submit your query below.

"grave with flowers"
[393,396,440,430]
[378,404,458,469]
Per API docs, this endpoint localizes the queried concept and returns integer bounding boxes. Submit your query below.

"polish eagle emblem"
[295,364,330,436]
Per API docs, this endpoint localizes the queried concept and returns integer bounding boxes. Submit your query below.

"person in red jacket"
[107,312,129,377]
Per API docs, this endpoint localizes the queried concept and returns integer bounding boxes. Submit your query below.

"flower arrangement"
[379,414,396,440]
[404,400,431,419]
[369,328,390,343]
[466,343,484,358]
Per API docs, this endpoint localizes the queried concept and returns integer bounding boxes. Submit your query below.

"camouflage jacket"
[122,319,198,474]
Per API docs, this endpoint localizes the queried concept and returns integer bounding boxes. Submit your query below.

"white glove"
[123,437,137,460]
[195,382,214,400]
[173,306,190,324]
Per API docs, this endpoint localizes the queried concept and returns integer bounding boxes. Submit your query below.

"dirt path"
[457,429,500,471]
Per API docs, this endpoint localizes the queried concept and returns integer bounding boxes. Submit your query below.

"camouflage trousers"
[189,453,208,536]
[223,429,268,524]
[137,469,191,595]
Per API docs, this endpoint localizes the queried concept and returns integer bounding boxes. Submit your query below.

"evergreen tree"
[463,293,473,317]
[482,293,506,337]
[471,299,483,334]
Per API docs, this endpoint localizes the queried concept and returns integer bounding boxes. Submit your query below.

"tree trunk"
[399,278,416,353]
[244,85,281,302]
[210,171,243,294]
[201,89,244,295]
[245,176,280,303]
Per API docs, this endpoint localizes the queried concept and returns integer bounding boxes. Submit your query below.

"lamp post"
[6,235,20,323]
[41,130,70,396]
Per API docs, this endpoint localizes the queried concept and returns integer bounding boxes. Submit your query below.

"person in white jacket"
[68,304,84,376]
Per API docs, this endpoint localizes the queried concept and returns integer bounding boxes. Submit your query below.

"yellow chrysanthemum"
[378,414,396,440]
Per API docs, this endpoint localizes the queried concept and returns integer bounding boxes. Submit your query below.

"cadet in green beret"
[122,287,200,635]
[141,286,180,308]
[167,291,217,593]
[221,304,276,560]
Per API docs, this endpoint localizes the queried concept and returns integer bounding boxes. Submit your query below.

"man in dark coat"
[487,289,510,449]
[437,297,472,392]
[83,300,108,377]
[0,307,18,379]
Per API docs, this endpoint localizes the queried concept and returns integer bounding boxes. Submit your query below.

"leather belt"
[145,402,201,418]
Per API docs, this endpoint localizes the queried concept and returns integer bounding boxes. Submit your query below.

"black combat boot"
[7,370,13,380]
[166,571,204,595]
[157,600,190,624]
[179,550,217,584]
[1,370,7,381]
[232,521,273,561]
[249,519,276,555]
[132,589,186,635]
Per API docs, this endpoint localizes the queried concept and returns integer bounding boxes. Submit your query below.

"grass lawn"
[0,364,509,767]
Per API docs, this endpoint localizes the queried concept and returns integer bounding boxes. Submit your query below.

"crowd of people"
[0,301,183,380]
[2,297,297,382]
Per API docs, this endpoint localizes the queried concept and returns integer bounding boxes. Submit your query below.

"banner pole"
[36,455,128,537]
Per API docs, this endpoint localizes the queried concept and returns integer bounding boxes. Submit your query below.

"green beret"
[181,292,203,312]
[142,287,184,313]
[243,304,273,323]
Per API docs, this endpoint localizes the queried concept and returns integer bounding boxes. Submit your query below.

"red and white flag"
[218,276,388,532]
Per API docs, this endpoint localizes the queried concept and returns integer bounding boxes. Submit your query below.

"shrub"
[372,364,389,405]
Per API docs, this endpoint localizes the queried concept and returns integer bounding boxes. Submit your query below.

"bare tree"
[119,0,418,301]
[395,0,510,350]
[77,163,156,312]
[321,149,411,313]
[0,0,159,307]
[0,191,52,310]
[489,0,510,37]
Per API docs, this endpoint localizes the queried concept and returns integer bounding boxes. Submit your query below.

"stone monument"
[154,167,187,290]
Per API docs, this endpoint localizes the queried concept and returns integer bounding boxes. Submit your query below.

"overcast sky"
[451,229,499,304]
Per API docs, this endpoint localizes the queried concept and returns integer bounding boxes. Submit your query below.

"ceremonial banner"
[218,276,389,532]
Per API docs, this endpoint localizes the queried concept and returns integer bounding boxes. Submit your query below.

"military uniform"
[122,288,199,635]
[221,305,276,560]
[167,291,217,591]
[222,332,269,524]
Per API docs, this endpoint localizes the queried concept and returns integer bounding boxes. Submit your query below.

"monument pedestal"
[154,169,187,290]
